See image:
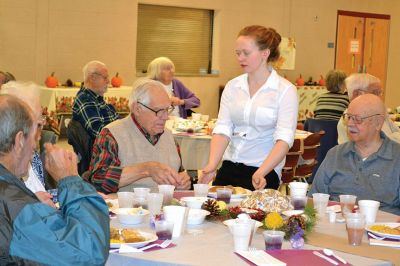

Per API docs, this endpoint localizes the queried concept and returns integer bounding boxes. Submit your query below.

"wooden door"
[336,15,364,74]
[335,11,390,94]
[363,18,390,92]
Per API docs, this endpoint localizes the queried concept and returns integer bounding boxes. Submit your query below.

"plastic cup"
[217,188,232,204]
[328,210,337,223]
[312,193,330,217]
[290,195,307,210]
[339,195,357,215]
[346,213,365,246]
[194,184,209,197]
[263,230,285,250]
[155,220,174,240]
[163,205,188,238]
[192,113,202,121]
[289,182,308,197]
[358,200,380,224]
[147,193,164,216]
[117,192,135,208]
[231,223,252,252]
[158,184,175,205]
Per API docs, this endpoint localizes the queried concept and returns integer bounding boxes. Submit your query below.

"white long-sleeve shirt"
[213,69,298,176]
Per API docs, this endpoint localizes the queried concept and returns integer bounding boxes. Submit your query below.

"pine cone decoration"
[287,215,306,230]
[202,199,220,218]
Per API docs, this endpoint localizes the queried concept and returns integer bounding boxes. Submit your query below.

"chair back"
[67,120,93,175]
[39,130,59,189]
[281,139,302,184]
[304,118,339,182]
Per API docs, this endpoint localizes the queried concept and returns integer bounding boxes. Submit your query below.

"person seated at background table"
[86,78,191,193]
[0,70,16,87]
[199,25,298,191]
[0,81,56,207]
[313,69,349,121]
[309,94,400,215]
[337,73,400,144]
[0,95,109,264]
[72,60,119,141]
[147,57,200,118]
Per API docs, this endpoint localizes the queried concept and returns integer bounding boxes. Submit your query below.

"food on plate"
[369,225,400,235]
[239,189,291,213]
[110,227,146,244]
[208,185,248,195]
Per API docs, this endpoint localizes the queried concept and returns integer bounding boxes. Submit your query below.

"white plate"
[282,210,304,216]
[326,205,341,213]
[110,231,158,248]
[366,223,400,240]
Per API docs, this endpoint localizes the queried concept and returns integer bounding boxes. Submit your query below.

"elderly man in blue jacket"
[0,94,109,265]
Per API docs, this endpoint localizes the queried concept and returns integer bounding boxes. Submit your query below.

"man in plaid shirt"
[72,60,119,141]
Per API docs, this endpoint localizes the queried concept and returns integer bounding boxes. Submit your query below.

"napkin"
[369,238,400,248]
[119,244,143,253]
[236,250,286,266]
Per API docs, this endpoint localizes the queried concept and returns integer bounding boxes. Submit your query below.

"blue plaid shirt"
[72,87,119,139]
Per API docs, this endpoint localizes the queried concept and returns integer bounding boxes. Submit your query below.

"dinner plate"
[110,231,158,248]
[366,223,400,240]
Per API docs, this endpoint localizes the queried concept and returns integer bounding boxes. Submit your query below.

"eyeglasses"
[138,102,174,117]
[342,113,384,124]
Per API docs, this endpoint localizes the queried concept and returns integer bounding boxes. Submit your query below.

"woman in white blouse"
[199,25,298,190]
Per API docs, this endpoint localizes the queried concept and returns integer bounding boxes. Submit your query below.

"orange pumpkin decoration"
[296,74,305,86]
[318,75,325,86]
[45,72,58,88]
[111,72,122,88]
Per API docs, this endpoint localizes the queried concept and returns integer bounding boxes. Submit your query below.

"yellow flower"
[217,200,227,210]
[264,212,284,229]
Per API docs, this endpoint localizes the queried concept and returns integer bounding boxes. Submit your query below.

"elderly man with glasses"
[309,94,400,215]
[337,73,400,144]
[72,60,119,140]
[85,78,191,193]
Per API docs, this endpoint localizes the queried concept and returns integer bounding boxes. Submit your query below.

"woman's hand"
[171,96,184,106]
[198,165,216,184]
[252,170,267,190]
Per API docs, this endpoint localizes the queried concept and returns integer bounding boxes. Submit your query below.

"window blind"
[137,4,213,75]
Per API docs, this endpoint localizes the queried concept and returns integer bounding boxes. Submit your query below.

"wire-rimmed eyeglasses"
[138,102,174,117]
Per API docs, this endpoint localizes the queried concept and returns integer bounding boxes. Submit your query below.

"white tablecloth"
[39,86,132,114]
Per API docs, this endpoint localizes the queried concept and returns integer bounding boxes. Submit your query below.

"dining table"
[106,191,399,266]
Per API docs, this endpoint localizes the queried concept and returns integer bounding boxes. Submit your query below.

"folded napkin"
[237,249,350,266]
[236,250,286,266]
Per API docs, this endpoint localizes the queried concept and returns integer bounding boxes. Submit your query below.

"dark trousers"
[213,160,280,191]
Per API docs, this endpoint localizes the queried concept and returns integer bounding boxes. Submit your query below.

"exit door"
[335,10,390,95]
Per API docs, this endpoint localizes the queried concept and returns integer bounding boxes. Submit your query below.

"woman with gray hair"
[147,57,200,118]
[1,81,56,208]
[313,70,349,121]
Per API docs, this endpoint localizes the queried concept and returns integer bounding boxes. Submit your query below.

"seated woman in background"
[147,57,200,118]
[313,70,349,121]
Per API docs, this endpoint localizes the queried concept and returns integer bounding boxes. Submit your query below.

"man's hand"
[252,170,267,190]
[35,191,56,208]
[176,171,191,190]
[198,164,216,184]
[171,96,184,106]
[146,162,181,186]
[44,143,79,182]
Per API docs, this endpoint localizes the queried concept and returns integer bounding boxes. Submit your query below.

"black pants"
[213,160,280,191]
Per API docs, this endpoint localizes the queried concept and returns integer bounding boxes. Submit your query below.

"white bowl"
[187,209,210,225]
[181,197,208,209]
[114,208,149,225]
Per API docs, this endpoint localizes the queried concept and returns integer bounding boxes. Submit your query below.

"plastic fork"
[139,239,172,251]
[368,232,386,240]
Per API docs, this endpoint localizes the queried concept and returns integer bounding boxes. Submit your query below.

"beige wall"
[1,0,399,118]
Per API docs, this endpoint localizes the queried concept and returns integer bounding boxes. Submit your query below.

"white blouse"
[213,69,298,176]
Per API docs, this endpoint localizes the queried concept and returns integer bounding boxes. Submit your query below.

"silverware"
[139,239,172,251]
[368,232,385,240]
[323,248,347,264]
[313,251,339,265]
